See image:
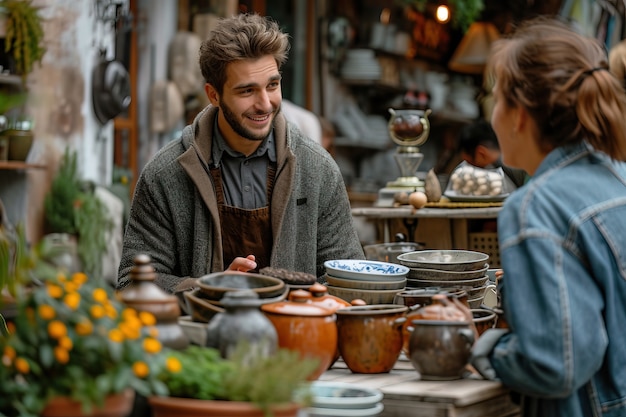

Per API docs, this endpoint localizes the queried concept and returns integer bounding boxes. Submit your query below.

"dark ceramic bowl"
[183,289,225,323]
[471,308,497,336]
[196,271,285,301]
[397,250,489,272]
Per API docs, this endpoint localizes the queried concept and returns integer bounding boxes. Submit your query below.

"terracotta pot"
[408,320,475,380]
[148,397,300,417]
[41,389,134,417]
[261,290,337,380]
[335,304,408,374]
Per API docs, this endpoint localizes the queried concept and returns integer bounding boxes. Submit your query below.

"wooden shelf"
[0,161,46,170]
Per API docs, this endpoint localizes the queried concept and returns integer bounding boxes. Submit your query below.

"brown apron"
[209,164,276,272]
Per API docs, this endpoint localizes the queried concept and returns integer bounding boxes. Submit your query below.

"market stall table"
[318,358,520,417]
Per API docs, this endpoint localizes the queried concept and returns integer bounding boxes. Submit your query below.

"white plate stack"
[340,49,382,81]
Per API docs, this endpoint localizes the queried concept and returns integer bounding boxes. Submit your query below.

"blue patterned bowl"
[324,260,409,281]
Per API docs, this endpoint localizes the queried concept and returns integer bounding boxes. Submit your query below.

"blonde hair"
[487,17,626,160]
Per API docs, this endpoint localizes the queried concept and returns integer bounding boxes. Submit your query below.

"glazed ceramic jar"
[261,290,338,380]
[205,290,278,360]
[335,305,408,374]
[118,254,189,350]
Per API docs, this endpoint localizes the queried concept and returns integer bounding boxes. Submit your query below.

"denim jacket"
[492,141,626,417]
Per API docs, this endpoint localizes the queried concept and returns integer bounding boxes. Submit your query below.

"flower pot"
[148,396,301,417]
[6,128,33,161]
[41,389,134,417]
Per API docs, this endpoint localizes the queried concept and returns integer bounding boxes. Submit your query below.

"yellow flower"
[63,292,81,310]
[47,284,64,299]
[48,321,67,339]
[121,308,137,320]
[92,288,108,303]
[166,356,182,373]
[132,361,149,378]
[63,281,78,293]
[38,304,55,320]
[15,357,29,374]
[104,303,118,319]
[138,311,156,326]
[72,272,88,285]
[90,305,106,319]
[108,328,124,343]
[143,337,162,354]
[75,319,93,336]
[120,322,140,340]
[54,347,70,364]
[59,336,73,350]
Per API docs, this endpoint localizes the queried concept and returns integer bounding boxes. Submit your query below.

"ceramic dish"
[324,274,406,290]
[325,285,402,305]
[307,402,384,417]
[309,381,383,409]
[196,271,285,300]
[443,190,509,203]
[406,275,490,289]
[324,260,409,281]
[407,264,489,281]
[397,250,489,272]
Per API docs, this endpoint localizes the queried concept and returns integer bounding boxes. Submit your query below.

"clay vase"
[205,290,278,360]
[41,389,134,417]
[117,254,189,350]
[407,320,475,380]
[335,304,408,374]
[148,397,300,417]
[261,289,337,380]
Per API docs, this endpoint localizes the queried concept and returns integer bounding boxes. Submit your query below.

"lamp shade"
[448,22,500,74]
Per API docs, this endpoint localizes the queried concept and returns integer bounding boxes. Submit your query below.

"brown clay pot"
[148,397,300,417]
[261,290,337,380]
[41,389,134,417]
[335,304,408,374]
[471,308,497,336]
[308,283,352,312]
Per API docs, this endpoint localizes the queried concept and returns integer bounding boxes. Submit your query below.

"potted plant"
[150,343,319,417]
[0,265,173,417]
[397,0,485,31]
[43,148,113,277]
[0,0,46,87]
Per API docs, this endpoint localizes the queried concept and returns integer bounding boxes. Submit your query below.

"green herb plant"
[397,0,485,31]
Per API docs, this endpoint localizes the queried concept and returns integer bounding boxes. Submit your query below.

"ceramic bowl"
[363,242,424,263]
[406,275,489,289]
[468,295,485,309]
[324,274,406,291]
[471,308,497,336]
[324,260,409,281]
[308,381,383,409]
[307,403,384,417]
[196,271,285,300]
[326,285,403,305]
[407,264,489,281]
[397,250,489,272]
[183,289,225,323]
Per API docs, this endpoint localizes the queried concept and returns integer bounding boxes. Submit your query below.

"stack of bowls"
[396,250,490,308]
[323,260,409,305]
[183,271,288,323]
[307,381,384,417]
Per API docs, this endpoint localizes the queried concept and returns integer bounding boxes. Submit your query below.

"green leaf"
[39,344,53,367]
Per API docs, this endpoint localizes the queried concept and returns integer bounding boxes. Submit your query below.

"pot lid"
[261,290,335,317]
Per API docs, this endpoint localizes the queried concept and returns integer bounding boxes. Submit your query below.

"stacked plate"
[307,381,384,417]
[396,250,490,308]
[340,49,382,81]
[323,260,408,304]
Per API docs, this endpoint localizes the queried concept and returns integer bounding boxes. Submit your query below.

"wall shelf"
[0,161,46,170]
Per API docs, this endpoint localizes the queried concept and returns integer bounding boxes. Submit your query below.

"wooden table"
[351,206,502,249]
[318,358,520,417]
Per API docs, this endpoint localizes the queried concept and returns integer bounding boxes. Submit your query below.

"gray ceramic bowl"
[397,250,490,272]
[407,263,489,281]
[196,271,285,300]
[324,274,407,290]
[406,275,489,289]
[326,285,403,305]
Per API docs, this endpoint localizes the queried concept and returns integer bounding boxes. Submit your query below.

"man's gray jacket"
[117,106,364,292]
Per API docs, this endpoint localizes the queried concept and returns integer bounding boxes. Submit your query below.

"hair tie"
[583,67,608,76]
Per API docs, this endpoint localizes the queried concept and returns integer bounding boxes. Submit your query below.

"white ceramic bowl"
[397,250,489,271]
[309,381,383,409]
[308,403,384,417]
[324,259,409,281]
[324,274,406,290]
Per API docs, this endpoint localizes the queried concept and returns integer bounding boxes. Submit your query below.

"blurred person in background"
[470,17,626,417]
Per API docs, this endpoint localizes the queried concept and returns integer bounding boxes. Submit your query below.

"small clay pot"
[471,308,497,336]
[408,320,475,380]
[261,290,337,380]
[335,304,408,374]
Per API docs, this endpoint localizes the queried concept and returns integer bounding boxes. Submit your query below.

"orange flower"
[121,308,137,321]
[63,281,78,293]
[138,311,156,326]
[59,336,73,350]
[75,319,93,336]
[92,288,108,303]
[104,303,118,319]
[48,321,67,339]
[14,357,29,374]
[38,304,55,320]
[63,292,81,310]
[47,284,63,299]
[2,346,16,365]
[119,322,140,340]
[142,337,162,354]
[90,305,106,319]
[108,328,124,343]
[166,356,182,373]
[132,361,149,378]
[72,272,88,285]
[54,347,70,364]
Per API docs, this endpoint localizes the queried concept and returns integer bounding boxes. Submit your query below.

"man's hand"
[227,255,257,272]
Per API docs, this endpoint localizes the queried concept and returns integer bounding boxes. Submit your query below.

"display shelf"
[0,161,46,170]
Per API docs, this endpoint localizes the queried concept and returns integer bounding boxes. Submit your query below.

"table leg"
[402,218,419,243]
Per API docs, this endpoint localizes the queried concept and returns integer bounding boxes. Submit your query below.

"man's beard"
[220,101,278,142]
